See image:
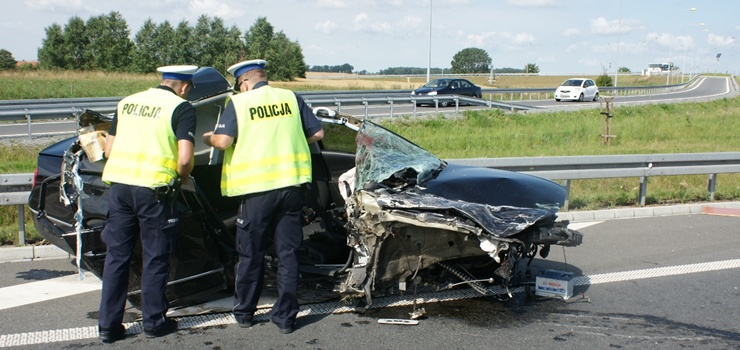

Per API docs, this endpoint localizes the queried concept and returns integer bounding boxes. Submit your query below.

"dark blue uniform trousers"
[233,186,304,328]
[99,183,177,332]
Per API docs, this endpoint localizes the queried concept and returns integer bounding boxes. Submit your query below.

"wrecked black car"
[28,67,582,312]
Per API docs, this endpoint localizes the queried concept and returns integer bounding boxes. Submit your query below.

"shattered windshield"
[354,121,445,188]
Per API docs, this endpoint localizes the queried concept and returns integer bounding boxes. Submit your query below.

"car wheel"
[593,93,599,102]
[578,93,584,102]
[440,101,449,107]
[555,98,561,102]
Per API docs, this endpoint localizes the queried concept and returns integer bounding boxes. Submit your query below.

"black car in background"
[411,78,483,107]
[28,68,582,312]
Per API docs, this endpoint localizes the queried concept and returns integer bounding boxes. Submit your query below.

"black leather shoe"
[272,321,294,334]
[99,325,126,343]
[144,318,178,338]
[237,318,254,328]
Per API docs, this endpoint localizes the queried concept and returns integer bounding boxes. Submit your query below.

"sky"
[2,0,738,75]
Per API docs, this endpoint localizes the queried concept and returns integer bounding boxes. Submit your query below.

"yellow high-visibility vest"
[221,86,312,196]
[102,88,183,188]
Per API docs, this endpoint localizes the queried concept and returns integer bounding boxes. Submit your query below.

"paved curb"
[0,244,71,263]
[3,201,740,264]
[558,201,740,223]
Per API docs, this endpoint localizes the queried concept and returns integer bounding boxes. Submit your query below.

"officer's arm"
[306,129,324,144]
[202,132,234,150]
[177,140,194,178]
[104,135,115,159]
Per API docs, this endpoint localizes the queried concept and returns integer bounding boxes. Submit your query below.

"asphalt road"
[1,212,739,350]
[0,76,736,138]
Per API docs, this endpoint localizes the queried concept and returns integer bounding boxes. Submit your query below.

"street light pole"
[614,0,623,87]
[426,0,432,83]
[667,43,672,85]
[681,44,688,83]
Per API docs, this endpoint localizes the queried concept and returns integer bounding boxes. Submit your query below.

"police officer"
[97,65,198,343]
[202,59,324,334]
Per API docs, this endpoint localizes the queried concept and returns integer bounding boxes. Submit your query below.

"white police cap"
[227,59,268,78]
[157,65,198,81]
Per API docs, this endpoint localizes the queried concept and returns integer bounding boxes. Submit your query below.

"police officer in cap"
[97,65,198,343]
[202,59,324,334]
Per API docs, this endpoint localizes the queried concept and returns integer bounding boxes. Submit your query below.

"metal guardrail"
[4,151,739,244]
[0,80,693,127]
[447,152,740,209]
[0,173,33,245]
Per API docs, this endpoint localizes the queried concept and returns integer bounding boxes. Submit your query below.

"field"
[0,71,738,245]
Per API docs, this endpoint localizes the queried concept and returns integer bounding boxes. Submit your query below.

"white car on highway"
[554,78,599,102]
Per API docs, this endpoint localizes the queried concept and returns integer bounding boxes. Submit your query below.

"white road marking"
[0,272,101,311]
[2,258,739,347]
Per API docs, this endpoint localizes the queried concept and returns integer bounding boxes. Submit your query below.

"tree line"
[34,12,306,81]
[2,15,543,78]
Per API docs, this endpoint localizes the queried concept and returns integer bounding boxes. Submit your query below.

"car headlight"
[428,91,437,96]
[411,91,416,95]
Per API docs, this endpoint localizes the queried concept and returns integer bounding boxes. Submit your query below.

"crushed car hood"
[350,121,564,238]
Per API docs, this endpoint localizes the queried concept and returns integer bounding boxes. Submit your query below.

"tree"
[0,49,16,70]
[524,63,539,74]
[172,20,197,65]
[266,31,294,81]
[151,21,176,66]
[63,16,88,70]
[37,23,66,69]
[221,25,245,70]
[206,17,230,72]
[191,15,213,67]
[244,17,274,61]
[84,12,133,71]
[243,17,305,81]
[451,48,491,74]
[132,19,158,73]
[618,66,631,73]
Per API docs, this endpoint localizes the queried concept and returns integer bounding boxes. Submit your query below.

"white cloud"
[189,0,243,19]
[461,30,534,48]
[24,0,82,12]
[399,15,422,28]
[708,33,735,47]
[315,20,338,34]
[352,13,425,37]
[510,32,535,45]
[652,33,695,50]
[591,17,645,35]
[352,12,404,35]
